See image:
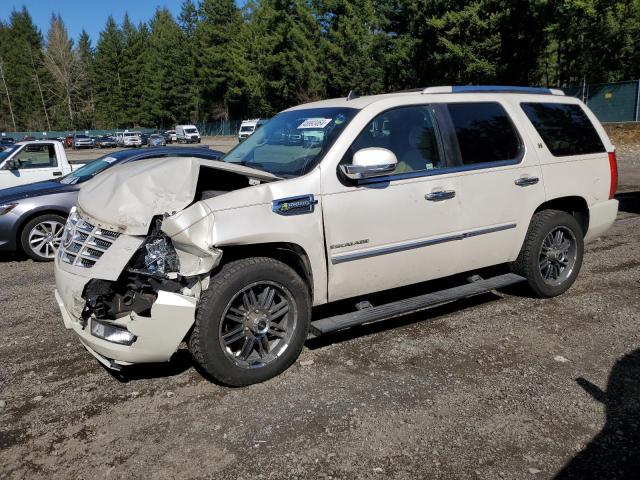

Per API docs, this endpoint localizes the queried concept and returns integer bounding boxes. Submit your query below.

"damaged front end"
[54,156,273,369]
[76,217,220,366]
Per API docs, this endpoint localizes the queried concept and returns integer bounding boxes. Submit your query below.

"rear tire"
[189,257,311,386]
[511,210,584,298]
[20,214,66,262]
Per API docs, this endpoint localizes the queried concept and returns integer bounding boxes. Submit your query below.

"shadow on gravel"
[105,349,193,383]
[0,252,25,262]
[555,348,640,480]
[615,191,640,214]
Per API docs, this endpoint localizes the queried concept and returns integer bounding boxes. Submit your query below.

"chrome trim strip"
[330,223,517,265]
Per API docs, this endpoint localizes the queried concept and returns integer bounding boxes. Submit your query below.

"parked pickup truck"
[54,86,619,386]
[0,141,85,190]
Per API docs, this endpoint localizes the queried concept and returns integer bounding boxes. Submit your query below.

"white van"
[238,119,268,142]
[176,125,201,144]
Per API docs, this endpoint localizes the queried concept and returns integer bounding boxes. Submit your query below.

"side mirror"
[340,147,397,180]
[4,159,18,170]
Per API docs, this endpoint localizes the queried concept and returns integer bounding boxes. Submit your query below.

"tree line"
[1,0,640,132]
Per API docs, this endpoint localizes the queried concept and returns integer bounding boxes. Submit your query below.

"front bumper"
[54,259,198,369]
[585,199,619,243]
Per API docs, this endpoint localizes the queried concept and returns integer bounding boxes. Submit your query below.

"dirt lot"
[0,146,639,479]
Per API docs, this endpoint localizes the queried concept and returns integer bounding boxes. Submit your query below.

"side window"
[446,102,521,165]
[349,105,445,174]
[521,102,605,156]
[13,144,57,169]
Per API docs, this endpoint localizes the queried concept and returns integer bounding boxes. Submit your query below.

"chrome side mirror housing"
[340,147,398,180]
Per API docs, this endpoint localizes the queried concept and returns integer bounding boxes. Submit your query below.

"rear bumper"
[585,199,619,243]
[54,259,198,368]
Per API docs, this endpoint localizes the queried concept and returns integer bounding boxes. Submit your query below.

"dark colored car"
[148,134,166,147]
[94,135,117,148]
[1,137,15,147]
[0,146,224,261]
[139,133,149,146]
[22,136,36,142]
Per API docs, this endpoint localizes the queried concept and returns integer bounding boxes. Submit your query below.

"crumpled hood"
[77,156,277,236]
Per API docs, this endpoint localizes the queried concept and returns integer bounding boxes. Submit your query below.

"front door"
[321,105,464,302]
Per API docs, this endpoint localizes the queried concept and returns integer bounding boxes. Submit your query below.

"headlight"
[90,318,137,345]
[0,203,17,215]
[143,233,180,275]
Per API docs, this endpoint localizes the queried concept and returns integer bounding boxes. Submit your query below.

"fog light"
[90,319,137,345]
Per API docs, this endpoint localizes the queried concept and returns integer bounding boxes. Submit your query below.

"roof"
[286,85,571,111]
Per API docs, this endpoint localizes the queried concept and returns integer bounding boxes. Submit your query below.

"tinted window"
[447,102,521,165]
[521,102,605,156]
[349,105,444,174]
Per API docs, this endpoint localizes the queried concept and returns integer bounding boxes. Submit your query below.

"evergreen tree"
[251,0,324,115]
[76,30,95,128]
[142,8,194,127]
[94,16,125,128]
[315,0,387,98]
[195,0,253,120]
[2,8,46,130]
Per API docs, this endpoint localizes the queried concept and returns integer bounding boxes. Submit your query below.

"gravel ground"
[0,150,638,479]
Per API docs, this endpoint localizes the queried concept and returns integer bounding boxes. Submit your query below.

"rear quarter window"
[446,102,522,165]
[520,102,605,157]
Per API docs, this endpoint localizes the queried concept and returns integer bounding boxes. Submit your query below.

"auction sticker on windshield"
[103,157,118,164]
[298,118,332,129]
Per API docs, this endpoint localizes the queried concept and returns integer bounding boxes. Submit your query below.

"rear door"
[0,143,62,189]
[435,100,546,270]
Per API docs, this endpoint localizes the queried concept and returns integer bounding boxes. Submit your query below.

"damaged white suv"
[54,86,619,386]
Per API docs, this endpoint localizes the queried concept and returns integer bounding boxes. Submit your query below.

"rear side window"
[446,102,521,165]
[521,103,605,156]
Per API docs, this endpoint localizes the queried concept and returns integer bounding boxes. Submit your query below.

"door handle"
[52,171,62,177]
[515,176,539,186]
[425,190,456,201]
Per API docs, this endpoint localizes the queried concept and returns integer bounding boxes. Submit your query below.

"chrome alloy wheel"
[538,226,577,286]
[28,220,64,259]
[219,281,297,369]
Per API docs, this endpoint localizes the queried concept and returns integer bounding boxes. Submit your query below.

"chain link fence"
[0,120,244,141]
[564,80,640,123]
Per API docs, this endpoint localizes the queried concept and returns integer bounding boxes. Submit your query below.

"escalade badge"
[272,195,318,216]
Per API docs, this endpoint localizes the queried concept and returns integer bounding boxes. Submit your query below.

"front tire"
[20,214,66,262]
[511,210,584,298]
[189,257,311,386]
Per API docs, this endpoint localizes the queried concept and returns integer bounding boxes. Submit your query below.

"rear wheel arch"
[534,196,589,237]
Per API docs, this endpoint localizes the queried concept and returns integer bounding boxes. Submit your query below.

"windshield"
[0,145,20,162]
[75,135,89,139]
[224,107,357,178]
[124,133,139,137]
[185,128,198,134]
[59,155,121,185]
[240,126,254,132]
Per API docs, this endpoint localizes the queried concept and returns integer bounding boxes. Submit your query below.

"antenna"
[346,90,359,101]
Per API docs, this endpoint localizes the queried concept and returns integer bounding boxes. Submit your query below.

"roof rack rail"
[421,85,565,96]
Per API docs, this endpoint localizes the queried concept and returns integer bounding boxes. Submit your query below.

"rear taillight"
[608,151,618,200]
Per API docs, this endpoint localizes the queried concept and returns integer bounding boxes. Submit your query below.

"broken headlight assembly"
[129,219,180,277]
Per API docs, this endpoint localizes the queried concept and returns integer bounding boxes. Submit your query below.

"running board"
[310,273,525,336]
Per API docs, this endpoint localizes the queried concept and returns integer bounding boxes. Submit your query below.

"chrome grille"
[59,215,120,268]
